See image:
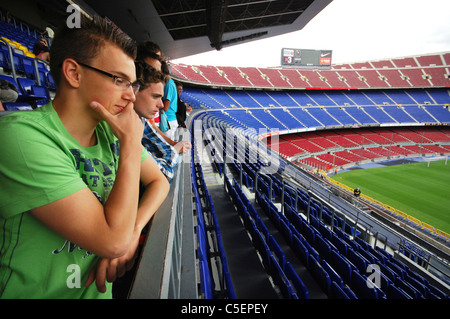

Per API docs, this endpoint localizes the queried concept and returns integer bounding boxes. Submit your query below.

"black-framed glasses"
[77,61,140,94]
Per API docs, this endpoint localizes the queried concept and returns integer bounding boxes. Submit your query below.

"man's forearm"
[102,142,143,254]
[134,177,170,234]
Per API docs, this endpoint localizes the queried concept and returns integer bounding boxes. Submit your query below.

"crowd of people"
[0,14,191,298]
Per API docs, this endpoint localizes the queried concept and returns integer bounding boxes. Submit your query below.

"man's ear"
[61,59,81,88]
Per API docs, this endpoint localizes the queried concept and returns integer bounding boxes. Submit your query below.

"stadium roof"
[65,0,332,60]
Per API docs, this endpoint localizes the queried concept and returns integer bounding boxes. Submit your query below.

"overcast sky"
[173,0,450,67]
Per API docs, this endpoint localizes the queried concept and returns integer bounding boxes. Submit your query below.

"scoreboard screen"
[281,48,332,68]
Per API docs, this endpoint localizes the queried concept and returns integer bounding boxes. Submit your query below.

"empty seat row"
[256,188,364,298]
[226,175,310,299]
[191,149,236,299]
[261,178,449,299]
[173,56,450,89]
[0,74,50,110]
[1,40,55,87]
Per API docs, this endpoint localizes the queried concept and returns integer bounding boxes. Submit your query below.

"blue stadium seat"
[30,84,47,97]
[385,260,408,280]
[197,221,214,299]
[251,228,271,271]
[219,249,236,299]
[353,236,370,250]
[288,208,304,231]
[255,216,270,241]
[386,284,412,299]
[395,279,423,299]
[308,255,331,295]
[21,56,36,80]
[326,106,360,125]
[350,270,380,299]
[292,234,309,266]
[358,247,380,265]
[405,275,430,298]
[198,260,213,299]
[341,235,360,252]
[289,223,302,241]
[314,234,332,261]
[330,281,350,299]
[16,77,49,105]
[300,220,316,244]
[235,196,247,217]
[279,218,292,245]
[302,235,320,262]
[0,74,21,97]
[268,235,286,270]
[331,235,349,255]
[379,263,399,283]
[0,49,10,69]
[375,268,394,292]
[44,70,56,90]
[320,259,344,290]
[11,51,24,74]
[242,209,256,235]
[330,250,355,283]
[247,202,258,220]
[375,246,393,262]
[284,262,309,299]
[428,284,449,299]
[389,257,410,272]
[269,255,293,299]
[318,222,333,241]
[347,248,368,274]
[196,218,208,256]
[342,285,358,299]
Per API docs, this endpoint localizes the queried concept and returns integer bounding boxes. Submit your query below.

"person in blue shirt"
[161,61,179,140]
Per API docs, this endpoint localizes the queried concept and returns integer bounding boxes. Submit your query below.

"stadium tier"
[171,52,450,90]
[180,51,450,299]
[0,17,55,111]
[181,85,450,173]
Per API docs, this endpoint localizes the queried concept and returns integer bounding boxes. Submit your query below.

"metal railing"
[129,130,198,299]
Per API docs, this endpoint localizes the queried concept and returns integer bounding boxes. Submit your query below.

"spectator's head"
[137,41,162,71]
[50,15,137,87]
[38,37,48,48]
[134,60,167,119]
[176,82,183,95]
[137,41,161,57]
[161,60,171,77]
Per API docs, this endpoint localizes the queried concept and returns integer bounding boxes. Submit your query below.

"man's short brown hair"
[135,60,167,91]
[50,15,137,87]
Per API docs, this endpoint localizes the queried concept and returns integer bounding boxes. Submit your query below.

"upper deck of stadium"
[170,52,450,90]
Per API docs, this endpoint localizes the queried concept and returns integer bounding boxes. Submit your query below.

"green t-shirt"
[0,103,148,299]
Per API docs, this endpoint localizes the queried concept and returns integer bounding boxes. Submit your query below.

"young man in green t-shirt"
[0,15,169,298]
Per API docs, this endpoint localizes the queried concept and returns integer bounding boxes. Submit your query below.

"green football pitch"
[331,160,450,235]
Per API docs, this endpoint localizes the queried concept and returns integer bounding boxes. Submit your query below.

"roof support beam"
[226,9,305,24]
[206,0,229,50]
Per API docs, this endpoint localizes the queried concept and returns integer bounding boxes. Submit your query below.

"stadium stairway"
[243,184,328,299]
[198,161,279,298]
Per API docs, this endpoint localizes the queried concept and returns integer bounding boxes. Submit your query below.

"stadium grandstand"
[1,0,449,303]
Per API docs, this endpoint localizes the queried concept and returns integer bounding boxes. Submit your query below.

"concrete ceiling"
[76,0,333,60]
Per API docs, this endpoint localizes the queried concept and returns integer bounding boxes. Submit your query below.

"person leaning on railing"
[0,14,169,299]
